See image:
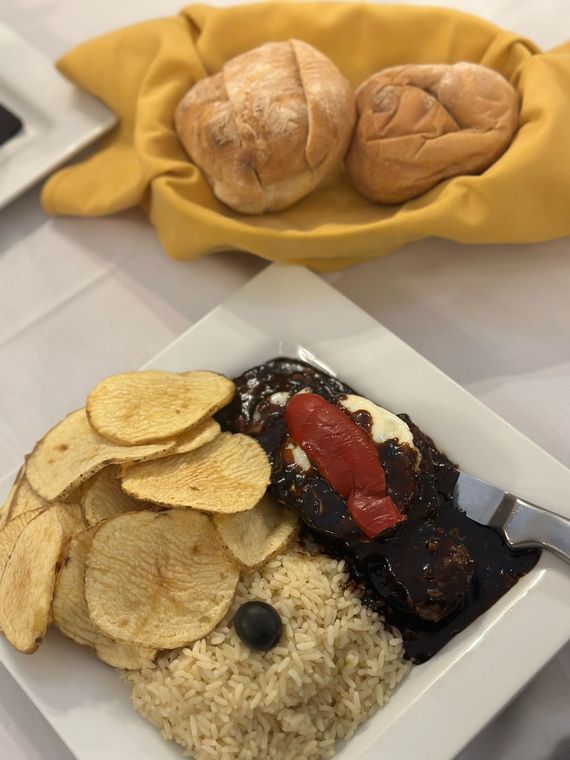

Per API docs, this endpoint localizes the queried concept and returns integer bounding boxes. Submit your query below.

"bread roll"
[346,63,519,204]
[175,40,355,214]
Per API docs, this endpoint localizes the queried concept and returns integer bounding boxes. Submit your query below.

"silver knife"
[453,472,570,564]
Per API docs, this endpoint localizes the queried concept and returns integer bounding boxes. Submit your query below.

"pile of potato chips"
[0,370,298,668]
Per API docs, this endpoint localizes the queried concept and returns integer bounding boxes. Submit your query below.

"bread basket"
[41,2,570,271]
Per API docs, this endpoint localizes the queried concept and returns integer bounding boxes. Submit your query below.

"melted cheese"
[338,395,415,448]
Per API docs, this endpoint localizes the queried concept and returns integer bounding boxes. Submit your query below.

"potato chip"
[0,509,45,585]
[82,468,146,526]
[85,510,240,649]
[53,502,87,544]
[53,528,156,669]
[0,508,64,652]
[121,433,270,513]
[86,370,234,445]
[26,409,175,502]
[0,467,24,530]
[8,473,46,522]
[60,480,91,504]
[169,417,221,455]
[214,496,299,568]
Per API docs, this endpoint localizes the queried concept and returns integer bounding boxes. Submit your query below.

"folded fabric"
[41,3,570,272]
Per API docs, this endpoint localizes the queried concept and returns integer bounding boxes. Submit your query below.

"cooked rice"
[125,544,410,759]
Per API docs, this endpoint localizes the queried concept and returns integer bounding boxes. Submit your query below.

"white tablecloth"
[0,1,569,758]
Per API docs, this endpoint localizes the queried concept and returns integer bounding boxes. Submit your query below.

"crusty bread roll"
[175,40,355,214]
[346,62,519,204]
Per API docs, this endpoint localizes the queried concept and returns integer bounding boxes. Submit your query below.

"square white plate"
[1,264,569,760]
[0,22,116,209]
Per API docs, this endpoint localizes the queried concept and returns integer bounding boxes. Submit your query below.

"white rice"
[125,544,410,759]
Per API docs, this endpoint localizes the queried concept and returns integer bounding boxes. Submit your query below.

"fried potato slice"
[121,433,270,513]
[0,503,83,647]
[85,510,240,649]
[169,417,221,456]
[53,528,156,669]
[0,508,64,652]
[0,467,24,530]
[82,468,147,526]
[26,409,175,502]
[0,509,45,583]
[214,496,299,568]
[53,502,87,544]
[9,473,46,521]
[86,370,234,445]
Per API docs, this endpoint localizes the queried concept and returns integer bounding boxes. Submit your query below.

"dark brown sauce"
[217,358,540,663]
[349,408,373,434]
[0,104,23,147]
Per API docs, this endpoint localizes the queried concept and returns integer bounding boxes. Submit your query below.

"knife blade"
[453,471,570,564]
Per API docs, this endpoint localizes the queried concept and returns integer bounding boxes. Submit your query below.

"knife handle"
[504,498,570,564]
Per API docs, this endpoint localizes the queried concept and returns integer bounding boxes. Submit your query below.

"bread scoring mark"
[289,40,312,173]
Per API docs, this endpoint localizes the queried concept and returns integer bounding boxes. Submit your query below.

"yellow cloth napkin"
[42,3,570,272]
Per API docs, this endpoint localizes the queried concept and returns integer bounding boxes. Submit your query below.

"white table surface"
[0,1,569,759]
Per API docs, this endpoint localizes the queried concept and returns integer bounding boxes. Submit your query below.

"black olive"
[233,601,283,651]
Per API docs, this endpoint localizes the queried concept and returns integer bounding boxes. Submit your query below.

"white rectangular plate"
[0,22,116,209]
[1,264,569,760]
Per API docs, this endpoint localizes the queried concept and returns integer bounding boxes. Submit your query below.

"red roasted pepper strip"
[285,393,406,538]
